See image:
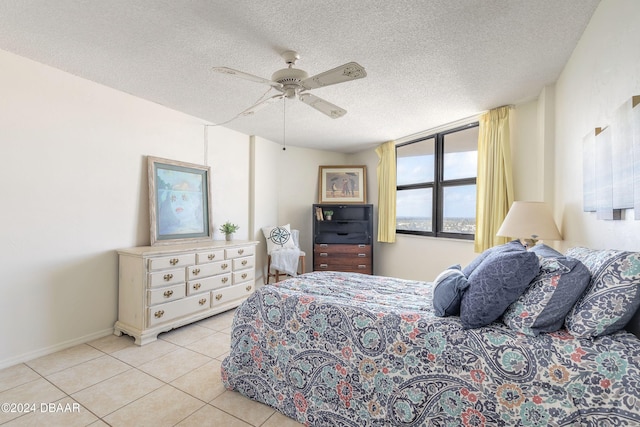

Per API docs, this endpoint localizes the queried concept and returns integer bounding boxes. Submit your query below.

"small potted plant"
[219,221,239,241]
[324,210,334,221]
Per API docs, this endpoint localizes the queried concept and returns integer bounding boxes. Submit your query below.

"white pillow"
[262,224,296,253]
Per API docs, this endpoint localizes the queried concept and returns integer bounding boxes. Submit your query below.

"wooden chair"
[265,229,305,284]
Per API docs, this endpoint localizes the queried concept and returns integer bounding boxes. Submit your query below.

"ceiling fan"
[213,50,366,119]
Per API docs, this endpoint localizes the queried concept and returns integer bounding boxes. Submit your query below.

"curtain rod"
[394,112,483,145]
[394,105,515,145]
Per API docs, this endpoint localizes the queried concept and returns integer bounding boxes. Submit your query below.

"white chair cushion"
[262,224,297,254]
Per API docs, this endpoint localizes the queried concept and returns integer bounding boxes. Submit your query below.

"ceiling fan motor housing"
[271,67,308,98]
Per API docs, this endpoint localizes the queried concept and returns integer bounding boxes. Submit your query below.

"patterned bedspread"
[221,271,640,426]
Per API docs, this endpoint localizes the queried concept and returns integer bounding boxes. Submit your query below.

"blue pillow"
[502,256,591,336]
[432,265,470,317]
[460,250,539,329]
[529,243,563,258]
[462,240,526,277]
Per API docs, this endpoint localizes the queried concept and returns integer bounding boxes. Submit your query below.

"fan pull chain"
[282,96,287,151]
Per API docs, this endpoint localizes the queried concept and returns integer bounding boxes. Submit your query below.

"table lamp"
[496,201,562,248]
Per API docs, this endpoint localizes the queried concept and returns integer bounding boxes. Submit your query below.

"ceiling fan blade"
[299,93,346,119]
[301,62,366,90]
[213,67,283,89]
[240,94,283,116]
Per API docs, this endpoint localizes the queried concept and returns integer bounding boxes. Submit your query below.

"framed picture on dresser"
[148,156,213,246]
[318,165,367,204]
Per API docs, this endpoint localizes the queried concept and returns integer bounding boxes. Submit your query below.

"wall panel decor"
[595,127,621,220]
[632,96,640,219]
[583,129,597,212]
[583,96,639,220]
[611,99,634,209]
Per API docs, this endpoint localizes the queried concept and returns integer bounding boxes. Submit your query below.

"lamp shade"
[497,201,562,241]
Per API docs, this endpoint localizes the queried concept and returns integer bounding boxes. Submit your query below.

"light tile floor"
[0,309,304,427]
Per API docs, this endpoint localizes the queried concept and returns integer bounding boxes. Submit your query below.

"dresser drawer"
[315,244,371,258]
[148,268,186,288]
[232,255,255,271]
[147,293,210,327]
[147,284,186,306]
[211,283,255,307]
[196,249,225,264]
[225,245,255,259]
[314,261,372,275]
[186,260,230,280]
[147,254,196,271]
[233,268,255,284]
[186,273,232,295]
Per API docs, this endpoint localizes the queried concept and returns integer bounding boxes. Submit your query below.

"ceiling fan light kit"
[213,50,366,119]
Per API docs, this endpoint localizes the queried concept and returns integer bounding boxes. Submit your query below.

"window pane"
[443,126,478,180]
[396,188,432,232]
[442,185,476,234]
[397,138,434,185]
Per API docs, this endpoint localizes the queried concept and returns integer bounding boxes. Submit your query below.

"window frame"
[396,122,479,240]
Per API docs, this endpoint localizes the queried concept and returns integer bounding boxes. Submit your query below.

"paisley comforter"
[221,271,640,426]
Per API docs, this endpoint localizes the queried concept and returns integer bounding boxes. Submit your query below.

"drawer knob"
[238,249,245,255]
[163,290,173,298]
[320,253,328,257]
[163,273,174,281]
[241,273,248,279]
[193,283,201,290]
[192,268,201,275]
[215,294,223,301]
[169,258,179,265]
[241,260,248,266]
[154,310,164,318]
[358,265,367,269]
[246,285,252,292]
[358,253,366,257]
[221,263,229,270]
[208,254,216,260]
[199,298,207,306]
[320,264,328,269]
[222,277,229,283]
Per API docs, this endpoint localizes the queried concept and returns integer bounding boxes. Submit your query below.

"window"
[396,123,478,239]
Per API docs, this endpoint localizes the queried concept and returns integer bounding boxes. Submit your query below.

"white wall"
[252,136,281,282]
[0,47,342,368]
[275,146,346,274]
[512,100,545,201]
[554,0,640,251]
[249,138,346,280]
[207,126,252,241]
[0,49,267,368]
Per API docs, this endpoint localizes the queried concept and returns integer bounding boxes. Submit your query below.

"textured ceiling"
[0,0,600,153]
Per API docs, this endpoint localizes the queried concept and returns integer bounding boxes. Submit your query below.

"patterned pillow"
[462,240,525,277]
[460,250,539,329]
[432,265,470,317]
[503,256,591,336]
[262,224,296,254]
[565,247,640,338]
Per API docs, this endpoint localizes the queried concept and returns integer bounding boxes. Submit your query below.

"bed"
[221,246,640,426]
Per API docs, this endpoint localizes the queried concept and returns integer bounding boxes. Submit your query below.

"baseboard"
[0,327,115,370]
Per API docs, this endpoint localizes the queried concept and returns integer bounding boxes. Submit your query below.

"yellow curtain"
[375,140,397,243]
[474,106,514,252]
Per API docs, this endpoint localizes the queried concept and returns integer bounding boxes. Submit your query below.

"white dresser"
[114,240,258,345]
